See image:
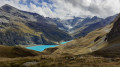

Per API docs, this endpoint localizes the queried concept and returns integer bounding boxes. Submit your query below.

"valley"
[0,3,120,67]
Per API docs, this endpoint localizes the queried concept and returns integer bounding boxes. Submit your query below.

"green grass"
[14,22,42,37]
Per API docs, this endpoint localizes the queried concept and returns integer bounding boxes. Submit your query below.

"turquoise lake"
[26,41,70,52]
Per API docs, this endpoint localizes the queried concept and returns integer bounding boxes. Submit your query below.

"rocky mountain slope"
[92,13,120,57]
[0,4,72,46]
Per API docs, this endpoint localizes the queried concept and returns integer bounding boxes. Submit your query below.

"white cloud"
[29,3,47,16]
[0,0,120,19]
[51,0,120,19]
[22,0,27,3]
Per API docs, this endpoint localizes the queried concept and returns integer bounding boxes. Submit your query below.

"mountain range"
[0,4,117,46]
[46,14,117,38]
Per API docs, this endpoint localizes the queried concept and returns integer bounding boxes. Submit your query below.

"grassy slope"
[0,54,120,67]
[0,22,60,45]
[14,22,42,37]
[0,45,41,58]
[53,23,113,55]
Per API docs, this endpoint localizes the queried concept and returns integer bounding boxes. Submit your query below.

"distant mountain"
[72,15,117,38]
[46,15,117,38]
[46,17,85,32]
[0,4,72,46]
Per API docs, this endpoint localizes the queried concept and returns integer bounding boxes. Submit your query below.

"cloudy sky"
[0,0,120,19]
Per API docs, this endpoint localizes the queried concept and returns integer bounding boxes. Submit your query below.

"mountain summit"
[1,4,14,11]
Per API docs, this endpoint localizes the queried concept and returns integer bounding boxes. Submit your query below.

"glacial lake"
[26,41,70,52]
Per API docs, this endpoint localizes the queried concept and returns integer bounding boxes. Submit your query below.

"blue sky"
[19,0,52,7]
[0,0,120,19]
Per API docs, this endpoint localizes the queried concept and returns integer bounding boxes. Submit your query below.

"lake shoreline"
[19,40,71,48]
[17,44,59,48]
[25,40,72,52]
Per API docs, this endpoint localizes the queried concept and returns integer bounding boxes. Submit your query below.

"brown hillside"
[0,45,41,58]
